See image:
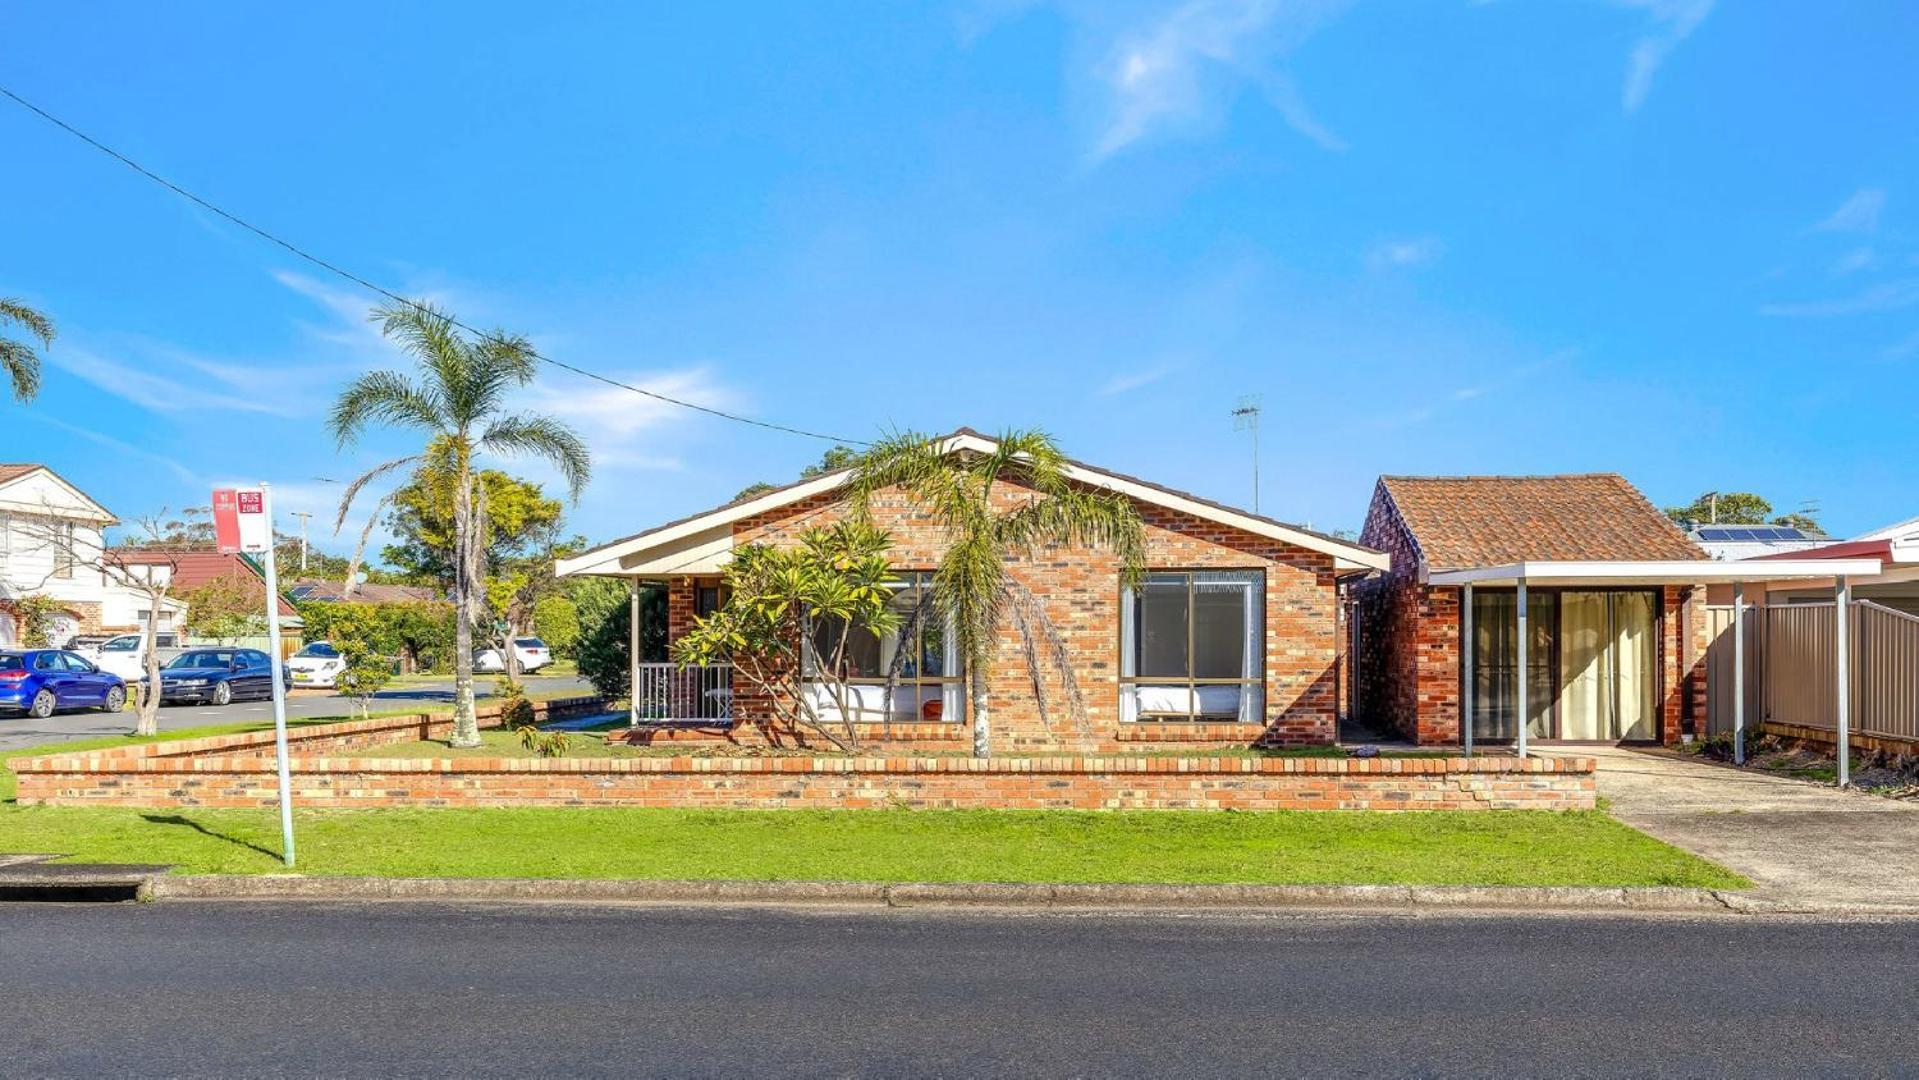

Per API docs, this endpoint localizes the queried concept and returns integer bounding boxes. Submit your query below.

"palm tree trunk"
[449,455,480,747]
[969,661,991,758]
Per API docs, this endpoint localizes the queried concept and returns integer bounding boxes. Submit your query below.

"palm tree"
[846,429,1144,757]
[329,302,589,747]
[1,298,55,403]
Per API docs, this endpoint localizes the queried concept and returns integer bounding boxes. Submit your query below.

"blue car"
[159,647,278,706]
[0,649,129,718]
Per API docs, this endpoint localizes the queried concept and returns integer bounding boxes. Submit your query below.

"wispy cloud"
[1812,188,1887,234]
[49,343,304,417]
[518,366,740,472]
[1883,330,1919,363]
[20,413,205,486]
[1759,278,1919,317]
[1618,0,1714,113]
[1367,352,1562,431]
[1098,364,1176,396]
[1365,236,1446,270]
[1091,0,1350,160]
[1830,246,1876,276]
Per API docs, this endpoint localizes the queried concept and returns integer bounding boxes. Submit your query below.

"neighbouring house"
[1712,514,1919,616]
[286,578,442,604]
[0,463,187,646]
[1688,523,1828,562]
[115,550,302,648]
[1353,473,1878,749]
[557,428,1389,751]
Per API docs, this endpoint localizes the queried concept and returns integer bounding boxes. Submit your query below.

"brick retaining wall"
[13,707,1595,812]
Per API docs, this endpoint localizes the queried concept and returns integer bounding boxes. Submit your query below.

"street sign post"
[213,484,296,867]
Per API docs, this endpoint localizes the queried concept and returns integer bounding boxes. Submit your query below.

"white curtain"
[1557,592,1611,740]
[1119,583,1138,721]
[1615,592,1658,741]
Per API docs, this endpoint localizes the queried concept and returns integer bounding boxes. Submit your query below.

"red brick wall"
[15,719,1597,812]
[717,479,1342,751]
[1353,483,1459,744]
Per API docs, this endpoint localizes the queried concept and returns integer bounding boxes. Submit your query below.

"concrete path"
[1567,746,1919,913]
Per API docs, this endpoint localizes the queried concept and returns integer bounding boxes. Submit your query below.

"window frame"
[804,571,964,722]
[1118,568,1266,723]
[53,521,76,579]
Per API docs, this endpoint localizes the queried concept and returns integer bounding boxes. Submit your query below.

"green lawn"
[0,726,1747,889]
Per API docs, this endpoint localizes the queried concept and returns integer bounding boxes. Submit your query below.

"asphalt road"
[1,902,1915,1078]
[0,675,593,751]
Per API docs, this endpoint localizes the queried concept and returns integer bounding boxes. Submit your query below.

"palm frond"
[328,370,443,447]
[479,413,592,499]
[0,340,42,403]
[331,455,421,534]
[0,298,56,347]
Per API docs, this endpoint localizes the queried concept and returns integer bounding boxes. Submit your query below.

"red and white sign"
[211,487,271,554]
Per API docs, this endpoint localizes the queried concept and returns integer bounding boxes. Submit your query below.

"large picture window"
[806,572,962,723]
[1120,570,1264,722]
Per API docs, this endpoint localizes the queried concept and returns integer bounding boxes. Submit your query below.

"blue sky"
[2,1,1914,556]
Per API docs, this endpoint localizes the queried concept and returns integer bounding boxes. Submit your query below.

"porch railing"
[631,662,733,725]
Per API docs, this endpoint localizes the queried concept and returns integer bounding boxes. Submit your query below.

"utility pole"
[290,511,311,573]
[1231,395,1262,514]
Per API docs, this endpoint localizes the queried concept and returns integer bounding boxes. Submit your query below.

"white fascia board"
[1428,559,1885,586]
[553,473,848,577]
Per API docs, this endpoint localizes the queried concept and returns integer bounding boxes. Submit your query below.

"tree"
[845,429,1145,757]
[732,444,861,502]
[15,509,182,735]
[1665,491,1824,534]
[0,298,54,403]
[531,595,580,656]
[673,521,901,752]
[329,301,590,748]
[381,452,564,585]
[574,585,667,700]
[327,604,395,718]
[179,574,266,642]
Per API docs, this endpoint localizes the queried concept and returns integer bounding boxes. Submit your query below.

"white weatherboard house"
[0,464,186,646]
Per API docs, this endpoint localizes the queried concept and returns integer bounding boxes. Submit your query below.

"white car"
[85,632,181,682]
[286,641,347,689]
[473,637,553,674]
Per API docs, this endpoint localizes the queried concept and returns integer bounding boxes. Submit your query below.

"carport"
[1431,558,1883,784]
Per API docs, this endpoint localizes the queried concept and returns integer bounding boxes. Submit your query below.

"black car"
[159,648,277,706]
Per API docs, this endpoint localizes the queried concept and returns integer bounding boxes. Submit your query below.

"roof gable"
[0,464,117,524]
[560,429,1388,577]
[1376,473,1706,572]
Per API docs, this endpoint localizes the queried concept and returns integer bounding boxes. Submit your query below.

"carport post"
[1461,583,1474,757]
[628,579,640,728]
[1515,577,1529,760]
[1836,575,1851,787]
[1733,582,1746,765]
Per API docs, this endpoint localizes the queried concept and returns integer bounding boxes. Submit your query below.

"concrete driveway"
[1566,746,1919,913]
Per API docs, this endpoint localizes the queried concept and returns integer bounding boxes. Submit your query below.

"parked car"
[286,641,346,689]
[0,649,128,718]
[84,632,184,682]
[473,637,553,674]
[158,647,277,706]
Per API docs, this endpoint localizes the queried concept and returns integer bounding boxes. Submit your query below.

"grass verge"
[0,800,1744,888]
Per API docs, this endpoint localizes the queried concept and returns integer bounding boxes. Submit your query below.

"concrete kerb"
[142,874,1772,914]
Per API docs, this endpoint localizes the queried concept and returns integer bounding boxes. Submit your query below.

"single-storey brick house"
[1353,474,1722,747]
[558,429,1389,752]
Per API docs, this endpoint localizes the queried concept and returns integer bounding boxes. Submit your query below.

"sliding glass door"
[1468,588,1658,743]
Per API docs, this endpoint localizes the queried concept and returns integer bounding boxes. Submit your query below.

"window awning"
[1426,558,1885,587]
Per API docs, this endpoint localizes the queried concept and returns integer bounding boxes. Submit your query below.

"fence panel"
[1703,605,1761,736]
[1856,602,1919,742]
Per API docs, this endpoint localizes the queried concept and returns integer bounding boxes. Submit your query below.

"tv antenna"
[1231,395,1262,514]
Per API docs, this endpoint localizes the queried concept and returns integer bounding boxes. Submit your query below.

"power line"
[0,84,869,448]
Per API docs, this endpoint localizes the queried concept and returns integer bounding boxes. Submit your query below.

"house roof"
[114,549,300,618]
[559,427,1389,578]
[1377,473,1706,573]
[286,579,443,604]
[0,463,118,525]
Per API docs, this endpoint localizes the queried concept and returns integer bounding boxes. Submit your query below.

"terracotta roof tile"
[113,550,301,617]
[0,464,43,484]
[1379,474,1705,571]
